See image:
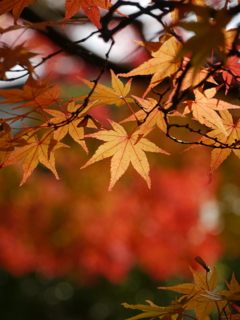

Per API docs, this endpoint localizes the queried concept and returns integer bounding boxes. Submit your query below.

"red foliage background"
[0,148,222,284]
[0,13,223,285]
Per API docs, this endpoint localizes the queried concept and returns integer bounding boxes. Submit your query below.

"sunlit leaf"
[82,120,169,190]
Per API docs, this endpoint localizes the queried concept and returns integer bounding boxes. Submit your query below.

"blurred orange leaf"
[225,273,240,294]
[0,123,26,165]
[1,130,69,185]
[0,76,50,106]
[0,43,37,80]
[207,110,240,175]
[0,0,37,22]
[176,7,231,75]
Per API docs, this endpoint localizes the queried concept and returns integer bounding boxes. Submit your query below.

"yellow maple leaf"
[81,120,169,190]
[119,36,181,97]
[184,88,240,135]
[205,110,240,175]
[77,70,133,107]
[1,130,68,185]
[183,110,240,176]
[45,101,97,153]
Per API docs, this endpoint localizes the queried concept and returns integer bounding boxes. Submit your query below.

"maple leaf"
[0,43,37,80]
[0,123,15,165]
[45,101,97,153]
[13,83,61,111]
[0,76,61,122]
[183,109,240,175]
[0,0,37,22]
[1,130,68,186]
[222,56,240,94]
[174,60,217,91]
[183,88,240,135]
[81,120,169,190]
[132,34,172,57]
[0,78,60,129]
[176,7,232,75]
[119,36,181,97]
[0,76,50,106]
[224,28,238,51]
[225,273,240,294]
[121,96,168,134]
[77,70,133,107]
[123,266,240,320]
[159,267,222,320]
[200,110,240,175]
[122,301,183,320]
[64,0,112,29]
[0,123,26,165]
[22,18,89,32]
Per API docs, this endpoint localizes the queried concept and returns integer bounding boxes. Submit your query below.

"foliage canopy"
[0,0,240,189]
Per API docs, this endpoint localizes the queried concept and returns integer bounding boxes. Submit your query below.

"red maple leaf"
[65,0,112,29]
[222,56,240,94]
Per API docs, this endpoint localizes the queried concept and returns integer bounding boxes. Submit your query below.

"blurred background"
[0,0,240,319]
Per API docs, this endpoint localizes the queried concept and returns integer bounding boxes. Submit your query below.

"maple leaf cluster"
[123,259,240,320]
[0,158,222,282]
[0,0,239,189]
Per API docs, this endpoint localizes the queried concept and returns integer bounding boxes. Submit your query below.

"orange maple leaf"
[0,43,37,80]
[1,130,68,186]
[0,123,26,165]
[202,110,240,175]
[0,75,61,126]
[65,0,112,29]
[176,7,231,75]
[81,120,169,190]
[0,123,15,165]
[0,76,50,106]
[174,59,217,91]
[121,95,183,135]
[183,88,240,135]
[77,70,133,107]
[224,28,238,51]
[0,0,37,23]
[45,101,97,153]
[12,84,61,111]
[183,110,240,176]
[119,36,181,97]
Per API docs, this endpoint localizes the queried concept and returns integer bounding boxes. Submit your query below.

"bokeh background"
[0,0,240,319]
